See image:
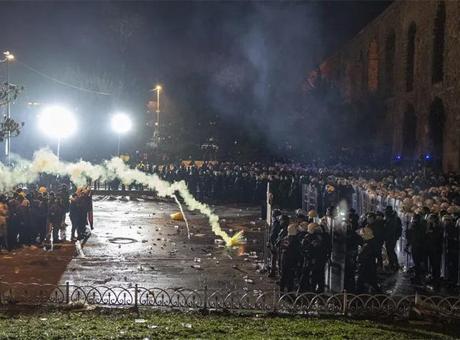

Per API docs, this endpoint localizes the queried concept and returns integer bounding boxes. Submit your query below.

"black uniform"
[407,214,427,283]
[299,230,327,293]
[444,217,459,285]
[383,210,402,270]
[356,232,381,293]
[426,215,443,288]
[279,235,302,293]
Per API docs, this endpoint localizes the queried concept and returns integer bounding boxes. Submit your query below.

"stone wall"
[312,0,460,172]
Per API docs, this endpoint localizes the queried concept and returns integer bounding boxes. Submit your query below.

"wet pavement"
[61,196,274,291]
[1,196,458,296]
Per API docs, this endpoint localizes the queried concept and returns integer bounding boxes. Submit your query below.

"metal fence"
[1,281,460,319]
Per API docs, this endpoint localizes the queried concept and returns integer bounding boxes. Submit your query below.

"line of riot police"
[268,203,460,294]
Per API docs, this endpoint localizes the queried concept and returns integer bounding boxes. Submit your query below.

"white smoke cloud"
[5,148,232,244]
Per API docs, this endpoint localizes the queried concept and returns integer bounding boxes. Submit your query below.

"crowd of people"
[126,161,459,210]
[0,184,93,251]
[125,159,460,293]
[2,158,458,294]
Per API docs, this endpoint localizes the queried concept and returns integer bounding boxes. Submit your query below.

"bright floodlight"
[3,51,14,61]
[111,113,132,134]
[38,106,77,139]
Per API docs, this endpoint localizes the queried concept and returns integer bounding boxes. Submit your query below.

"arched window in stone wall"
[384,31,395,96]
[402,104,417,159]
[428,97,445,167]
[368,40,379,92]
[406,22,416,92]
[432,1,446,83]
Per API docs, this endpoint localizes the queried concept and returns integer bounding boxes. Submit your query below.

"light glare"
[38,106,77,139]
[111,113,132,134]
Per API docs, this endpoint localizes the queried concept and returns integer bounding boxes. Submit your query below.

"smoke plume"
[6,148,233,245]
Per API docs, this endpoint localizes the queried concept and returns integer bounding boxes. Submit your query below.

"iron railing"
[1,281,460,319]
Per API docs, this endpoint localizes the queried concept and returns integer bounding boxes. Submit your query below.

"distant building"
[306,1,460,172]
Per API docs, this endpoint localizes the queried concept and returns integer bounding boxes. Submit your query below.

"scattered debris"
[94,277,112,284]
[135,319,146,323]
[181,323,192,329]
[191,264,202,270]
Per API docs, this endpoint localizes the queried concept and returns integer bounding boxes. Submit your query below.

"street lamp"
[111,113,132,156]
[38,106,77,159]
[151,85,162,144]
[1,51,15,163]
[1,51,15,62]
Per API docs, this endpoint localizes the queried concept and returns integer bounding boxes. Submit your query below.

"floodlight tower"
[111,113,132,156]
[38,106,77,159]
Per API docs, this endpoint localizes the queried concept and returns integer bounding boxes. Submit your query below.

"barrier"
[1,281,459,319]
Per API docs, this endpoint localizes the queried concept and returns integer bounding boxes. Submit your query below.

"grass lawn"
[0,309,457,339]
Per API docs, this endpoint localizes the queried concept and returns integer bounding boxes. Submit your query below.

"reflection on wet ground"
[1,196,455,296]
[60,196,274,291]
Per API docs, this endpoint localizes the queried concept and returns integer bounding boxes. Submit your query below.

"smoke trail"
[173,194,191,240]
[6,148,233,245]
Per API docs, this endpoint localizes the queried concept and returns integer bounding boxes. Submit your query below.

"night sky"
[0,1,391,161]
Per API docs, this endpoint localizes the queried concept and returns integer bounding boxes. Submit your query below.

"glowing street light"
[38,106,77,159]
[1,51,15,62]
[111,113,132,156]
[151,84,162,145]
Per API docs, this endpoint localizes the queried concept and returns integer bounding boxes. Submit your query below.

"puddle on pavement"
[108,237,138,244]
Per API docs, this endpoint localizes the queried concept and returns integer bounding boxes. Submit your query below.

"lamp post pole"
[5,60,10,163]
[152,85,162,145]
[1,51,15,164]
[156,87,160,137]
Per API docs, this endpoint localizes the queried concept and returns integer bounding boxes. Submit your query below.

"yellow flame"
[227,230,245,247]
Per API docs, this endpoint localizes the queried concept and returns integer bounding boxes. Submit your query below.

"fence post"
[134,284,138,308]
[272,286,277,313]
[203,285,208,311]
[342,290,348,316]
[65,282,70,304]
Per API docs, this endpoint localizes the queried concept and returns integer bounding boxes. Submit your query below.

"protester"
[0,181,94,251]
